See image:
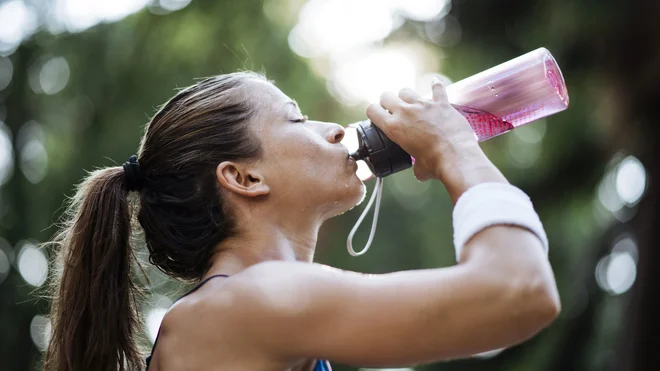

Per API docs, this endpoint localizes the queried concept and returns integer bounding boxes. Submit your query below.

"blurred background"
[1,0,659,370]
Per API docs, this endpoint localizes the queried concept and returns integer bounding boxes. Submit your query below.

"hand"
[366,79,480,181]
[366,79,508,202]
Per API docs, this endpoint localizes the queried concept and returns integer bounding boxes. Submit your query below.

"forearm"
[433,143,509,204]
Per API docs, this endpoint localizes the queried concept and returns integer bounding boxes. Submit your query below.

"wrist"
[434,144,508,203]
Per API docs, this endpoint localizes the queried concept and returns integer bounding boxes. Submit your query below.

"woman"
[44,72,560,371]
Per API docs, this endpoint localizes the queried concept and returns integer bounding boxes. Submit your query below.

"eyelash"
[291,115,308,124]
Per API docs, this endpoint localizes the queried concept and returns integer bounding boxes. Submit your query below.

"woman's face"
[246,79,365,218]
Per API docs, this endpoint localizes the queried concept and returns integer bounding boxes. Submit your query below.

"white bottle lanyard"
[346,177,384,256]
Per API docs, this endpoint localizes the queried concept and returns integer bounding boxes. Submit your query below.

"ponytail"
[44,167,145,371]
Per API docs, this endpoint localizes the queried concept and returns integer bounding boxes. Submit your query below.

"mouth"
[347,155,358,171]
[342,147,358,170]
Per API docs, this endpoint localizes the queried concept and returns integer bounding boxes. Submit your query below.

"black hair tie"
[122,155,144,191]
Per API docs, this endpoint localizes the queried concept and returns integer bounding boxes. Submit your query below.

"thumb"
[431,77,448,103]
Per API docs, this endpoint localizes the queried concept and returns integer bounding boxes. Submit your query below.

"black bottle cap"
[349,120,412,178]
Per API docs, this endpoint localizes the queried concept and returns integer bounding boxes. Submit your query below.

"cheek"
[269,127,321,156]
[278,132,327,170]
[262,132,327,184]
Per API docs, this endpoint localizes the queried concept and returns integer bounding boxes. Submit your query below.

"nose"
[325,123,345,144]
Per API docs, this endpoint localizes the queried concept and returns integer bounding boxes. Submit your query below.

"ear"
[216,161,270,198]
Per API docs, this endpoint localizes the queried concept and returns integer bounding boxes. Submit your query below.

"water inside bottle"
[409,105,513,166]
[452,104,514,142]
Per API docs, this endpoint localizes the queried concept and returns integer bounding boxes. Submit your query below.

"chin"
[327,179,366,218]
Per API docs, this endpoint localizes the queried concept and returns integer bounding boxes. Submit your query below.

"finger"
[413,165,431,182]
[398,88,422,104]
[366,103,391,128]
[379,91,405,113]
[431,77,449,103]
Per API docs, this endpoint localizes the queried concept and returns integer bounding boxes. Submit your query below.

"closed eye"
[290,115,308,124]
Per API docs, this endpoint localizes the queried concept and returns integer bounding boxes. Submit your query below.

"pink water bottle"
[347,47,570,178]
[446,47,569,141]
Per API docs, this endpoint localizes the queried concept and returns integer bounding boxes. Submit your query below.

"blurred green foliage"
[1,0,659,370]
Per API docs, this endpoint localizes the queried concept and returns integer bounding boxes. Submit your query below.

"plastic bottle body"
[346,48,569,178]
[446,47,569,141]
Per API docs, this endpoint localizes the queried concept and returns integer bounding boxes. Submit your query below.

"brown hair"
[44,72,265,371]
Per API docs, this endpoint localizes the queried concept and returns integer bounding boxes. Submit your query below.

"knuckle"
[401,107,416,120]
[421,99,434,109]
[379,91,390,102]
[384,115,399,128]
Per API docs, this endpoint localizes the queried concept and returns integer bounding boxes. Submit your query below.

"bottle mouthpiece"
[349,148,367,161]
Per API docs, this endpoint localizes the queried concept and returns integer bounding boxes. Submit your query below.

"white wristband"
[452,182,548,262]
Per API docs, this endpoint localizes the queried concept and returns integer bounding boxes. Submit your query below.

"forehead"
[244,79,300,136]
[247,79,295,112]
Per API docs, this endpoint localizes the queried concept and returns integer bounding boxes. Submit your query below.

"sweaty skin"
[147,79,560,371]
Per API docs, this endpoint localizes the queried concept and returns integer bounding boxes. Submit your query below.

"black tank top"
[144,274,331,370]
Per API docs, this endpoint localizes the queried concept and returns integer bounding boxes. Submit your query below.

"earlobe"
[216,162,270,198]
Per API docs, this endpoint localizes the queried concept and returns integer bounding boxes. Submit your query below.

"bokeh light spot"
[17,241,49,287]
[145,295,174,343]
[146,308,168,343]
[611,236,638,262]
[291,0,394,58]
[159,0,192,12]
[30,315,51,351]
[327,47,417,105]
[597,165,624,214]
[596,252,637,296]
[20,139,48,183]
[18,121,48,184]
[39,57,70,95]
[390,0,450,21]
[0,121,15,186]
[615,156,646,206]
[52,0,151,33]
[0,0,38,54]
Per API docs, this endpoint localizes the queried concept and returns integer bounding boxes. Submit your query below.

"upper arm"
[212,227,559,367]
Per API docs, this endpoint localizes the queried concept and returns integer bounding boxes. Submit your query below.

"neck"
[203,214,323,279]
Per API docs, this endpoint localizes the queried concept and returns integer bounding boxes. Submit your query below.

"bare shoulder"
[163,261,345,330]
[155,261,346,366]
[204,261,355,316]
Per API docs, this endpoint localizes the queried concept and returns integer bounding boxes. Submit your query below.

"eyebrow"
[285,100,300,110]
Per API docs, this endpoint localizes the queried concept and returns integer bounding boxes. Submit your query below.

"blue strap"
[315,359,330,371]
